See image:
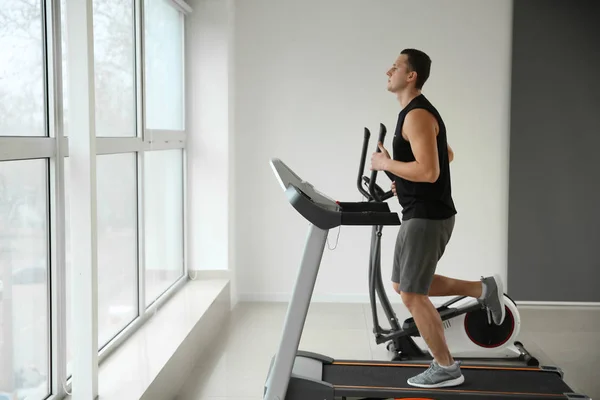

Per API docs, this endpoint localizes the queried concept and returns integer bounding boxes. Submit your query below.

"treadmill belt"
[324,362,573,398]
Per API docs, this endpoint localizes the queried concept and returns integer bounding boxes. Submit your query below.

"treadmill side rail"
[541,365,565,379]
[334,385,578,399]
[296,350,334,364]
[564,394,591,399]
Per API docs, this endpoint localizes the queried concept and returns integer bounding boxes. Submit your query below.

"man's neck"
[397,89,422,108]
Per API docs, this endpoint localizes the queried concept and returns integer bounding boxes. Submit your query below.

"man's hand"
[391,181,397,196]
[370,142,391,171]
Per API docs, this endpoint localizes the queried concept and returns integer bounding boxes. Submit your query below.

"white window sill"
[65,278,231,400]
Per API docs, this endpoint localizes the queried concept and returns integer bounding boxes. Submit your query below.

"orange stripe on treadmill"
[335,384,563,397]
[331,361,542,371]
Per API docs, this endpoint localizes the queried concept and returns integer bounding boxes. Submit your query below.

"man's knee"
[392,282,401,294]
[400,291,427,311]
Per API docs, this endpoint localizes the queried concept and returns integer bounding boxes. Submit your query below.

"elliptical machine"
[358,123,539,366]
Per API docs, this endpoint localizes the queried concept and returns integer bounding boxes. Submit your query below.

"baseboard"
[239,293,600,309]
[188,269,230,280]
[516,301,600,309]
[238,293,455,307]
[238,292,381,303]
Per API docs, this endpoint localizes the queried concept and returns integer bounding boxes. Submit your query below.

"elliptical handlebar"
[357,128,372,199]
[357,123,394,203]
[369,123,391,202]
[368,123,387,202]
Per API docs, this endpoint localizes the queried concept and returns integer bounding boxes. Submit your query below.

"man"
[369,48,506,388]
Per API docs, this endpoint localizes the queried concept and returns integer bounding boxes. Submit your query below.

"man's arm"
[382,109,440,183]
[448,143,454,163]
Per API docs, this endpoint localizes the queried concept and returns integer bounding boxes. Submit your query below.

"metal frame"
[169,0,193,15]
[143,130,187,151]
[135,0,148,334]
[46,0,68,397]
[0,137,56,161]
[0,0,191,398]
[64,0,99,396]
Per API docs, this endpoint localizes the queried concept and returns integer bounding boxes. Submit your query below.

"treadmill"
[263,157,590,400]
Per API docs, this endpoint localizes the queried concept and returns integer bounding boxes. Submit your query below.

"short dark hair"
[401,48,431,89]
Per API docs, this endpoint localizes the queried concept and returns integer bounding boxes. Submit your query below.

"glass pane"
[0,0,46,137]
[97,153,138,346]
[144,0,184,131]
[65,153,138,373]
[60,0,69,137]
[0,160,50,399]
[144,150,184,306]
[60,0,137,137]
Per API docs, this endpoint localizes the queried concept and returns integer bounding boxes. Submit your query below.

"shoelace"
[419,362,439,382]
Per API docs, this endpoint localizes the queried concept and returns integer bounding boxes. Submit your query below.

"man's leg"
[390,287,464,388]
[427,274,507,325]
[396,276,507,359]
[399,291,454,366]
[391,216,464,388]
[428,275,482,298]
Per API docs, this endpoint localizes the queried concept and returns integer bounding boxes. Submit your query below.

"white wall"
[233,0,514,303]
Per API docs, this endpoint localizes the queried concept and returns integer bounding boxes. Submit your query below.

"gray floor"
[175,302,600,400]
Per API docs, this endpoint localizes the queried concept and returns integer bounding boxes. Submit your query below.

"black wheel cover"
[463,306,515,348]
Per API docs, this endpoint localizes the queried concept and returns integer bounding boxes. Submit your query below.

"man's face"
[386,54,413,93]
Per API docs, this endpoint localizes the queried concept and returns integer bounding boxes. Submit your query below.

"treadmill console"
[270,158,401,230]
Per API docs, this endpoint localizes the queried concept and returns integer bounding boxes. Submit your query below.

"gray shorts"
[392,215,455,295]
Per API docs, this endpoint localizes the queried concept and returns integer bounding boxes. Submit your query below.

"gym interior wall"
[507,0,600,303]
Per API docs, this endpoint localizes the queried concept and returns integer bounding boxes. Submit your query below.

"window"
[93,0,137,137]
[65,153,139,374]
[0,0,46,137]
[96,153,139,345]
[0,159,50,399]
[142,0,187,306]
[144,149,184,306]
[0,2,53,399]
[144,0,185,131]
[60,0,137,137]
[1,0,191,396]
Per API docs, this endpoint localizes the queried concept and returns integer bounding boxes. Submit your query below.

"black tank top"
[391,94,457,220]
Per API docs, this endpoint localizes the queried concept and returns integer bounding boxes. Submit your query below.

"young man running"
[370,48,506,388]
